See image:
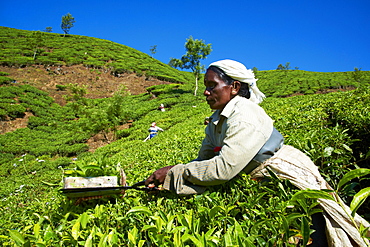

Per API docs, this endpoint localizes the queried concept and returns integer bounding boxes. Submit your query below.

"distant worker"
[158,104,165,112]
[143,122,164,141]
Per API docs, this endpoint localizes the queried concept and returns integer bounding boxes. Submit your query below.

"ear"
[231,81,241,95]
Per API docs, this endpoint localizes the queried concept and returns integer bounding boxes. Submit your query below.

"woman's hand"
[145,166,175,187]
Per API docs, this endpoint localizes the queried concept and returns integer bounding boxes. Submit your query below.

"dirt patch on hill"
[0,65,169,105]
[0,112,34,134]
[0,65,169,150]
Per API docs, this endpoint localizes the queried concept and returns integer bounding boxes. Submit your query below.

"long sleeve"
[163,96,273,195]
[193,125,217,161]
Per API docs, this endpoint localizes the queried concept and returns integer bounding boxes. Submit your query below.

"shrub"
[3,103,26,118]
[56,84,67,91]
[0,75,13,85]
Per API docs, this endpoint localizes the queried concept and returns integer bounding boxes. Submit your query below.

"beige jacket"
[163,96,273,195]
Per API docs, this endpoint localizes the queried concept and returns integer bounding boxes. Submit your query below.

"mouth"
[206,98,214,104]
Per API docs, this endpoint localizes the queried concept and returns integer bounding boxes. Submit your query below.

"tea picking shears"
[60,180,158,197]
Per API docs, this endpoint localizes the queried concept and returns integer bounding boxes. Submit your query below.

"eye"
[205,83,216,91]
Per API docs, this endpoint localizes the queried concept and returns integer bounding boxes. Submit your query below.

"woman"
[145,59,369,246]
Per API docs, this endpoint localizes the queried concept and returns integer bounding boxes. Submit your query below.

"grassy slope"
[0,26,193,84]
[1,26,370,97]
[1,85,368,245]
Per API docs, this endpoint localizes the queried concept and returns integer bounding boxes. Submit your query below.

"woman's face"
[203,69,234,110]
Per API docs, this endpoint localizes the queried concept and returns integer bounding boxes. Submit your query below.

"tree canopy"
[169,36,212,96]
[61,13,75,36]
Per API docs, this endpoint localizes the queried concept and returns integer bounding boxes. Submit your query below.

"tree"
[61,13,75,37]
[64,83,88,115]
[150,45,157,57]
[44,27,52,32]
[276,64,285,70]
[276,62,291,70]
[169,36,212,96]
[284,62,291,70]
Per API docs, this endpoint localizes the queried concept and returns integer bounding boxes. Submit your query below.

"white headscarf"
[209,59,265,104]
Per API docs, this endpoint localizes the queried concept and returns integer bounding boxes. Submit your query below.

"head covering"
[209,59,265,104]
[151,122,156,127]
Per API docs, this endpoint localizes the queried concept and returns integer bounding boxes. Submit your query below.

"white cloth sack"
[250,145,370,247]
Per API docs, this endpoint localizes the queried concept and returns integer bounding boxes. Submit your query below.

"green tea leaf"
[223,230,233,246]
[138,240,146,247]
[166,215,176,233]
[188,234,203,247]
[63,169,75,175]
[142,225,157,232]
[300,217,310,246]
[350,187,370,216]
[107,229,118,245]
[41,181,59,186]
[80,212,89,229]
[23,225,33,233]
[8,230,25,245]
[82,165,102,170]
[359,224,370,239]
[98,233,108,247]
[150,215,164,232]
[128,226,138,245]
[181,233,191,243]
[286,213,304,223]
[34,223,41,238]
[0,235,10,240]
[233,220,244,238]
[72,220,81,240]
[43,225,55,241]
[85,232,93,247]
[126,206,152,216]
[209,206,223,219]
[341,144,352,152]
[204,227,216,239]
[280,215,289,242]
[290,189,334,202]
[337,169,370,190]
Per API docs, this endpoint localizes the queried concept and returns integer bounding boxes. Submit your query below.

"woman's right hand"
[145,166,174,187]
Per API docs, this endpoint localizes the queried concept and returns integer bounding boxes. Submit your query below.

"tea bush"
[0,72,13,85]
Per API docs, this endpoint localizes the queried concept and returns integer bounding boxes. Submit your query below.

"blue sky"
[1,0,369,72]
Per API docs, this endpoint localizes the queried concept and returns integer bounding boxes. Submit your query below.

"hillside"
[0,26,194,135]
[0,65,170,105]
[0,26,193,83]
[1,26,369,157]
[1,26,369,98]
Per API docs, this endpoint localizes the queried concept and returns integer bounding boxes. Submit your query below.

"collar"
[209,96,242,125]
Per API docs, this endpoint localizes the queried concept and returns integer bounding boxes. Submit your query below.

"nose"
[204,88,211,96]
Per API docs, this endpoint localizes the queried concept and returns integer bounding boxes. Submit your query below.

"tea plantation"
[0,27,369,246]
